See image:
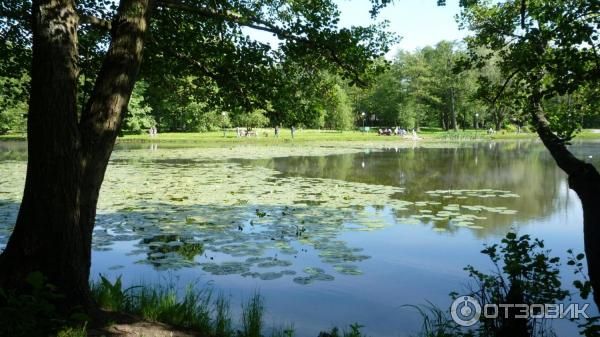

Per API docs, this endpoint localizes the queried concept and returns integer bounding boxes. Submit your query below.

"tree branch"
[79,14,112,30]
[529,86,587,176]
[155,0,367,86]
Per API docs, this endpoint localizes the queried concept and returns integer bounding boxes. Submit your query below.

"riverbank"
[2,129,599,144]
[6,275,365,337]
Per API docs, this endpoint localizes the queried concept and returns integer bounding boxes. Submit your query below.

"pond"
[0,140,599,336]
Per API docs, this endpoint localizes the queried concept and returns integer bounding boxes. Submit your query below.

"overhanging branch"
[79,14,112,30]
[155,0,367,85]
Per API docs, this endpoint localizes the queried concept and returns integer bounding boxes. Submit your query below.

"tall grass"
[90,276,291,337]
[241,294,264,337]
[403,303,461,337]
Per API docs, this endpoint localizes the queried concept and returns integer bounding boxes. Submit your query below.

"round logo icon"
[451,296,481,327]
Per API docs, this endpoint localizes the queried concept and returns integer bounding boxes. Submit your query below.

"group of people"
[231,126,297,138]
[235,127,257,137]
[378,127,409,137]
[377,127,421,140]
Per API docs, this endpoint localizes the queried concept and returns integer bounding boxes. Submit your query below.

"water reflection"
[248,141,594,237]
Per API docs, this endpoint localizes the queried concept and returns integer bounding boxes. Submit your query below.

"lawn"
[2,128,599,144]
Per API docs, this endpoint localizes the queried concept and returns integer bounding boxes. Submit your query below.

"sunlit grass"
[89,276,372,337]
[3,128,600,143]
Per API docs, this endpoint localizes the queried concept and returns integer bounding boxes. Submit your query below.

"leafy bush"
[0,272,87,337]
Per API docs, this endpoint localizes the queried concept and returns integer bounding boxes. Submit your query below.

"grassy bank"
[3,128,599,144]
[1,274,367,337]
[87,276,368,337]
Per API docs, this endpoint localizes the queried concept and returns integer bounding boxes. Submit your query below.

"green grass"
[89,276,368,337]
[91,275,222,334]
[3,128,600,144]
[56,324,88,337]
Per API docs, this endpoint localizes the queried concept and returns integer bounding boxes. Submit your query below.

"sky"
[336,0,468,56]
[244,0,469,59]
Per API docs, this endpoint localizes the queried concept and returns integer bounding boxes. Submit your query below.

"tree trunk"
[0,0,89,306]
[0,0,152,310]
[450,87,458,131]
[530,88,600,309]
[494,107,503,131]
[78,0,153,290]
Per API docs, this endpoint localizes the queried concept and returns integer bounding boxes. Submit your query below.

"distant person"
[291,126,295,139]
[274,126,279,138]
[236,127,241,137]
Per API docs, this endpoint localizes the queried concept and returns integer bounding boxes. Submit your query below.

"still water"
[0,140,599,336]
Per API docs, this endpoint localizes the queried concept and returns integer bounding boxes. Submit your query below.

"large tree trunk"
[0,0,152,310]
[78,0,153,294]
[0,0,89,307]
[530,88,600,309]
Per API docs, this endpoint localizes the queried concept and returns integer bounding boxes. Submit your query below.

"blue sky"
[244,0,468,58]
[336,0,468,55]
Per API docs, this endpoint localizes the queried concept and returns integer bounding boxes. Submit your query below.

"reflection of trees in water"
[142,234,204,263]
[0,142,28,161]
[251,142,573,237]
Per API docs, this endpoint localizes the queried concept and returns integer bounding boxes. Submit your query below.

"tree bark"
[0,0,152,310]
[78,0,153,292]
[529,88,600,309]
[0,0,88,306]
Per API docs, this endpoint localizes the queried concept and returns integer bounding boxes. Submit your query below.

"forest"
[3,41,598,135]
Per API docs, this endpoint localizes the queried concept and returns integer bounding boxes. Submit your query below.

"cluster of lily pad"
[0,146,522,284]
[425,189,520,199]
[396,189,520,231]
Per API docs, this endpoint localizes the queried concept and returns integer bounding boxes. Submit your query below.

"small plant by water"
[411,232,600,337]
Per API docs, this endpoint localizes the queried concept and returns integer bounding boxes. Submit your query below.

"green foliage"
[91,276,214,332]
[0,101,27,134]
[233,109,270,129]
[462,232,567,336]
[0,76,28,134]
[1,0,398,135]
[56,324,87,337]
[459,0,600,139]
[0,272,88,337]
[411,232,583,337]
[566,250,600,337]
[323,81,354,130]
[318,323,368,337]
[90,275,135,312]
[122,81,155,134]
[356,42,484,130]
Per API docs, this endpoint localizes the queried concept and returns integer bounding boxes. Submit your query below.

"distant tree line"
[2,41,599,134]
